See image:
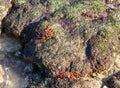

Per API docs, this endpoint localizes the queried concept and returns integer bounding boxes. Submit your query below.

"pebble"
[103,85,108,88]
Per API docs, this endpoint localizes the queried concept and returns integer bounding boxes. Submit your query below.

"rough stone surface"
[1,0,120,88]
[87,30,114,73]
[24,22,92,77]
[2,0,44,37]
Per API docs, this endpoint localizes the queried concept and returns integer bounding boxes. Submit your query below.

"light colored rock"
[0,0,12,25]
[109,53,120,75]
[115,54,120,68]
[103,85,108,88]
[0,65,5,83]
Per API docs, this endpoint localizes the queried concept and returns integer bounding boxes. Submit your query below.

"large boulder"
[24,22,92,77]
[106,71,120,88]
[1,0,120,87]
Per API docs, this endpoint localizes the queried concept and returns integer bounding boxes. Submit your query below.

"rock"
[2,0,44,37]
[0,0,11,25]
[1,0,119,87]
[115,54,120,68]
[103,85,109,88]
[87,29,114,73]
[0,65,5,84]
[25,73,41,87]
[0,0,11,35]
[24,23,92,77]
[106,71,120,88]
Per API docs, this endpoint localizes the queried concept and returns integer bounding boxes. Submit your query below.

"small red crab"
[81,12,93,19]
[36,26,54,40]
[58,71,79,80]
[81,12,99,19]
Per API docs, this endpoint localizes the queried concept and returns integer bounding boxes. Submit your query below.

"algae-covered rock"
[2,0,44,37]
[1,0,120,87]
[24,22,90,77]
[87,29,114,73]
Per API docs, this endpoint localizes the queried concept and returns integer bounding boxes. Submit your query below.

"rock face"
[87,30,114,73]
[1,0,120,88]
[24,23,92,77]
[0,65,5,84]
[2,0,44,37]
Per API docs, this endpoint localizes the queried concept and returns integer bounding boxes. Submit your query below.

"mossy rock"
[24,22,91,77]
[2,0,44,37]
[47,0,69,13]
[88,29,114,73]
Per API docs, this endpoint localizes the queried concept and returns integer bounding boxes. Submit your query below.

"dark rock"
[87,29,114,73]
[2,0,44,38]
[106,71,120,88]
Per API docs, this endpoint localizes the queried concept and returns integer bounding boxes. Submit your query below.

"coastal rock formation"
[1,0,120,87]
[87,30,114,73]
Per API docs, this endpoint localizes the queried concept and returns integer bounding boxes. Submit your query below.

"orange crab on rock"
[36,26,54,40]
[58,71,79,80]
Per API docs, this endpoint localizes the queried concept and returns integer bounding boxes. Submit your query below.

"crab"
[36,26,54,40]
[81,12,100,20]
[58,71,79,80]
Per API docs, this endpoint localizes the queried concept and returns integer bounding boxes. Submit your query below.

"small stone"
[103,85,108,88]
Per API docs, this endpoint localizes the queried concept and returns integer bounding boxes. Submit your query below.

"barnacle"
[81,12,100,20]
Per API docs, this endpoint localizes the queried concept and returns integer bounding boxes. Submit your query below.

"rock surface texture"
[1,0,120,88]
